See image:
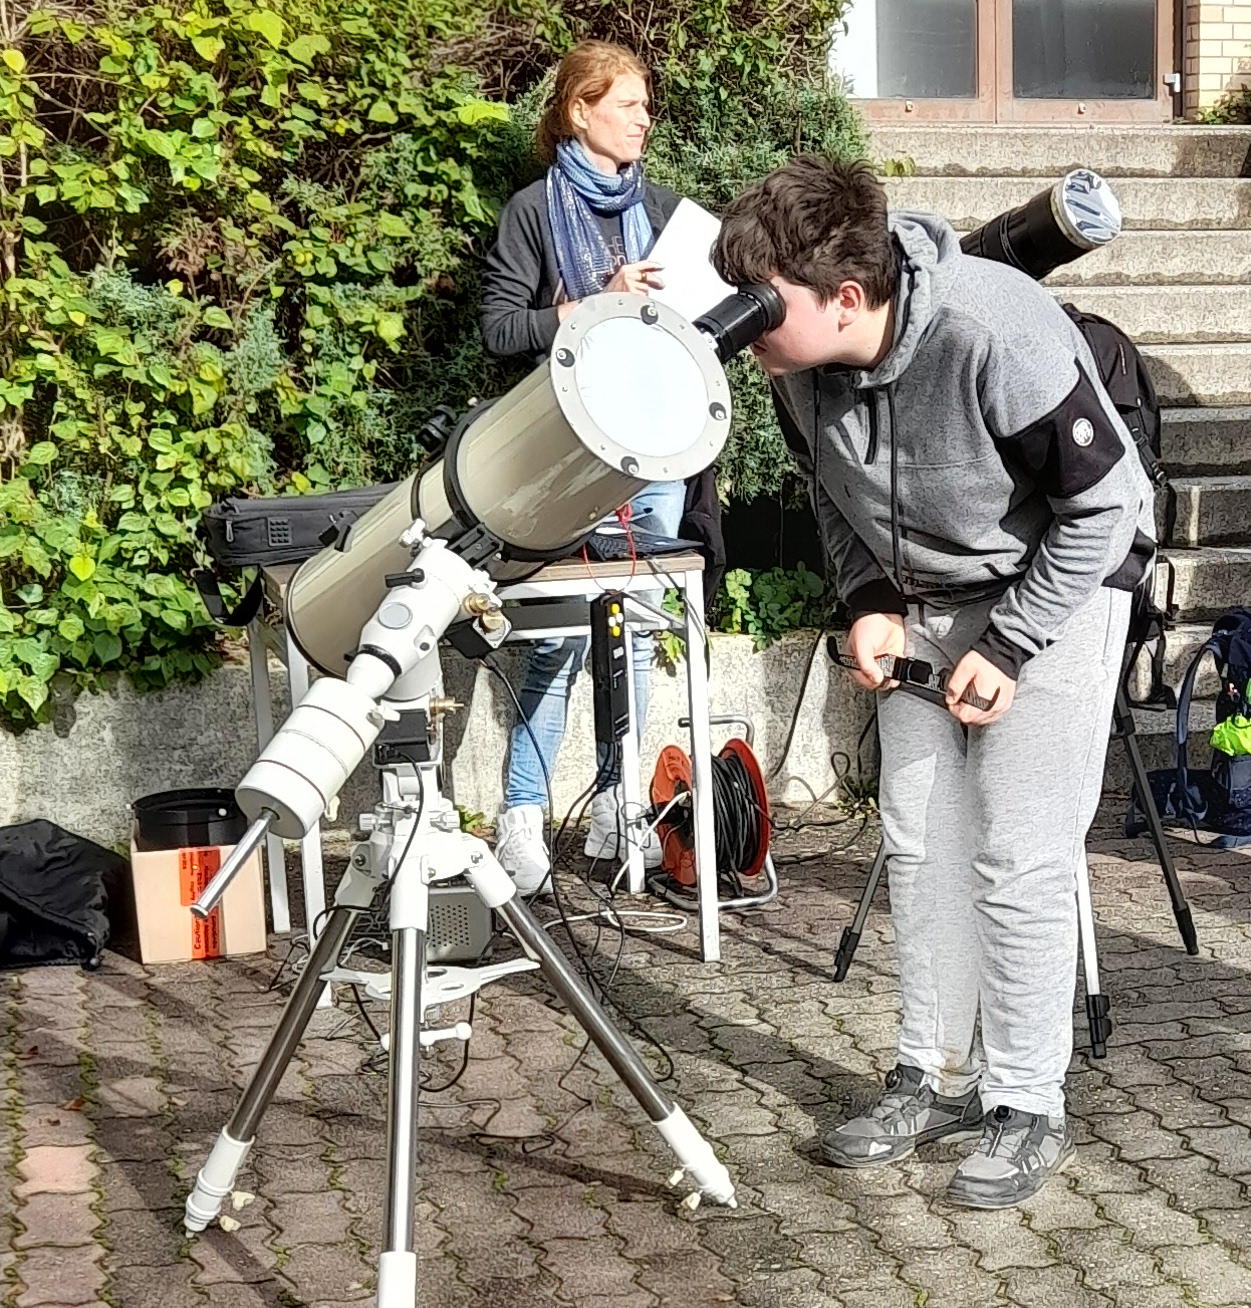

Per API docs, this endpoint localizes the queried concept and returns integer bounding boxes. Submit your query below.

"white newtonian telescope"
[181,282,783,1308]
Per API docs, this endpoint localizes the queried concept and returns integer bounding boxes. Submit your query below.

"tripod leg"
[1115,688,1198,955]
[1075,860,1111,1059]
[481,879,734,1207]
[184,906,361,1232]
[834,840,888,982]
[377,924,425,1307]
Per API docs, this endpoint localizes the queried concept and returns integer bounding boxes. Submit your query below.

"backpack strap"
[1124,559,1177,712]
[1173,641,1209,772]
[1172,633,1223,840]
[193,570,263,628]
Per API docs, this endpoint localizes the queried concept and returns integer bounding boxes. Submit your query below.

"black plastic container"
[131,789,247,853]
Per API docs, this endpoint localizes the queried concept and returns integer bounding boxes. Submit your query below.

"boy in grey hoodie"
[713,157,1154,1209]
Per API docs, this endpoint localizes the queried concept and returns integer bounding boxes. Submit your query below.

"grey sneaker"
[945,1105,1074,1209]
[821,1063,983,1169]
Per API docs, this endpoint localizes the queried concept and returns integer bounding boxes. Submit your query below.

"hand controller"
[832,649,997,713]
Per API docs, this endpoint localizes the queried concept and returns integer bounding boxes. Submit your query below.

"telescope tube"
[960,169,1121,281]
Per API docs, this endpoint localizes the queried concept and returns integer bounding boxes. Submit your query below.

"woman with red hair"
[481,39,693,893]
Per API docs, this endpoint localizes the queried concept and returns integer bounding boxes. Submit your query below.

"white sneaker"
[494,804,551,895]
[584,785,662,869]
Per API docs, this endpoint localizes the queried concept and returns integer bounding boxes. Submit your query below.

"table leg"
[619,630,645,894]
[248,622,290,934]
[285,630,332,1009]
[682,571,719,961]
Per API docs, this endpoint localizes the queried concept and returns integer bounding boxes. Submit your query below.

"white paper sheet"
[646,198,736,326]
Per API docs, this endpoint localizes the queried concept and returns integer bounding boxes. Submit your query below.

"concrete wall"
[0,635,879,849]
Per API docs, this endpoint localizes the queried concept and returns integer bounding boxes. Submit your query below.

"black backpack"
[1128,607,1251,848]
[1062,302,1175,711]
[1062,303,1166,490]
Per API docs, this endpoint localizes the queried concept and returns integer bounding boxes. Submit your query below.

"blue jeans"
[504,480,687,809]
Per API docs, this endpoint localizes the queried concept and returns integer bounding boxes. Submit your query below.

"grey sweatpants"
[877,586,1131,1118]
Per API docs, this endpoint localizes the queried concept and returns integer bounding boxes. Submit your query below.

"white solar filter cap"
[1054,170,1122,250]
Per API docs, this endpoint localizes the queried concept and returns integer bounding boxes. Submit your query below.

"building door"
[833,0,1177,122]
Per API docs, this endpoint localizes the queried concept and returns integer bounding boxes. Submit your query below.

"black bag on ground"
[195,484,395,626]
[0,821,128,970]
[1126,607,1251,849]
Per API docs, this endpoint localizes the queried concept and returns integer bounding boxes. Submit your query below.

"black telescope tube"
[960,169,1122,283]
[694,282,786,363]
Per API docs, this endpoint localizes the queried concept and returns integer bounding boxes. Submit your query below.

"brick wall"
[1185,2,1251,116]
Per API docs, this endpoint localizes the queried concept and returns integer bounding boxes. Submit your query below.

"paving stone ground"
[3,796,1251,1307]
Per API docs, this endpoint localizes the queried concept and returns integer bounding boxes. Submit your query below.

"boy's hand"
[946,650,1016,726]
[847,613,906,690]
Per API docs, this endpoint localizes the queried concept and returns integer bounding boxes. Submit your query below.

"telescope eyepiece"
[693,282,786,363]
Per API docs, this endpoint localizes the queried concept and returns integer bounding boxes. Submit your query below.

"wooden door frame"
[994,0,1176,122]
[844,0,996,121]
[849,0,1177,124]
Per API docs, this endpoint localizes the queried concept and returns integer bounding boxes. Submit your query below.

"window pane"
[1013,0,1156,99]
[834,0,978,100]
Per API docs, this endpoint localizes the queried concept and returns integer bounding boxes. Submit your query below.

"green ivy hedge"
[0,0,859,732]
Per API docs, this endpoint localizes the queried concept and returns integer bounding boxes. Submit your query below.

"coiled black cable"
[657,747,766,896]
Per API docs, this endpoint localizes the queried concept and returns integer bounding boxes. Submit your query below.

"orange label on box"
[179,848,223,960]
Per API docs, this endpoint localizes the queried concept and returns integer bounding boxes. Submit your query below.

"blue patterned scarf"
[546,138,654,302]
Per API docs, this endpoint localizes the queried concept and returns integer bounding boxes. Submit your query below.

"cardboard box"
[127,840,267,964]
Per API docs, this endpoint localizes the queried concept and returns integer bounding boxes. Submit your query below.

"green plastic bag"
[1211,714,1251,757]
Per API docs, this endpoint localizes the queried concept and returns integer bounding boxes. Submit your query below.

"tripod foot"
[1086,993,1112,1060]
[377,1251,418,1307]
[1175,905,1199,956]
[185,1129,253,1233]
[832,927,861,983]
[656,1106,736,1207]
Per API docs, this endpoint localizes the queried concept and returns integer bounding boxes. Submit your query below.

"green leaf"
[376,212,411,238]
[244,10,285,47]
[455,99,509,126]
[367,99,397,124]
[21,540,51,577]
[67,554,96,581]
[93,631,122,663]
[2,48,26,74]
[376,311,404,344]
[286,34,330,64]
[141,129,177,161]
[202,306,232,330]
[58,614,85,641]
[191,35,224,62]
[17,677,48,713]
[24,441,57,465]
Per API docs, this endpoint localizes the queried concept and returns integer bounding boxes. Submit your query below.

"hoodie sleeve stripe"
[992,367,1126,501]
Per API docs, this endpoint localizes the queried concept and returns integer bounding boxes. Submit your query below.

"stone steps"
[1161,407,1251,475]
[884,176,1251,231]
[1042,230,1251,286]
[1158,546,1251,622]
[870,125,1251,178]
[1047,284,1251,344]
[1141,343,1251,407]
[1165,476,1251,547]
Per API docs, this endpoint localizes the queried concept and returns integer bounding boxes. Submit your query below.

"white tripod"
[181,523,735,1308]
